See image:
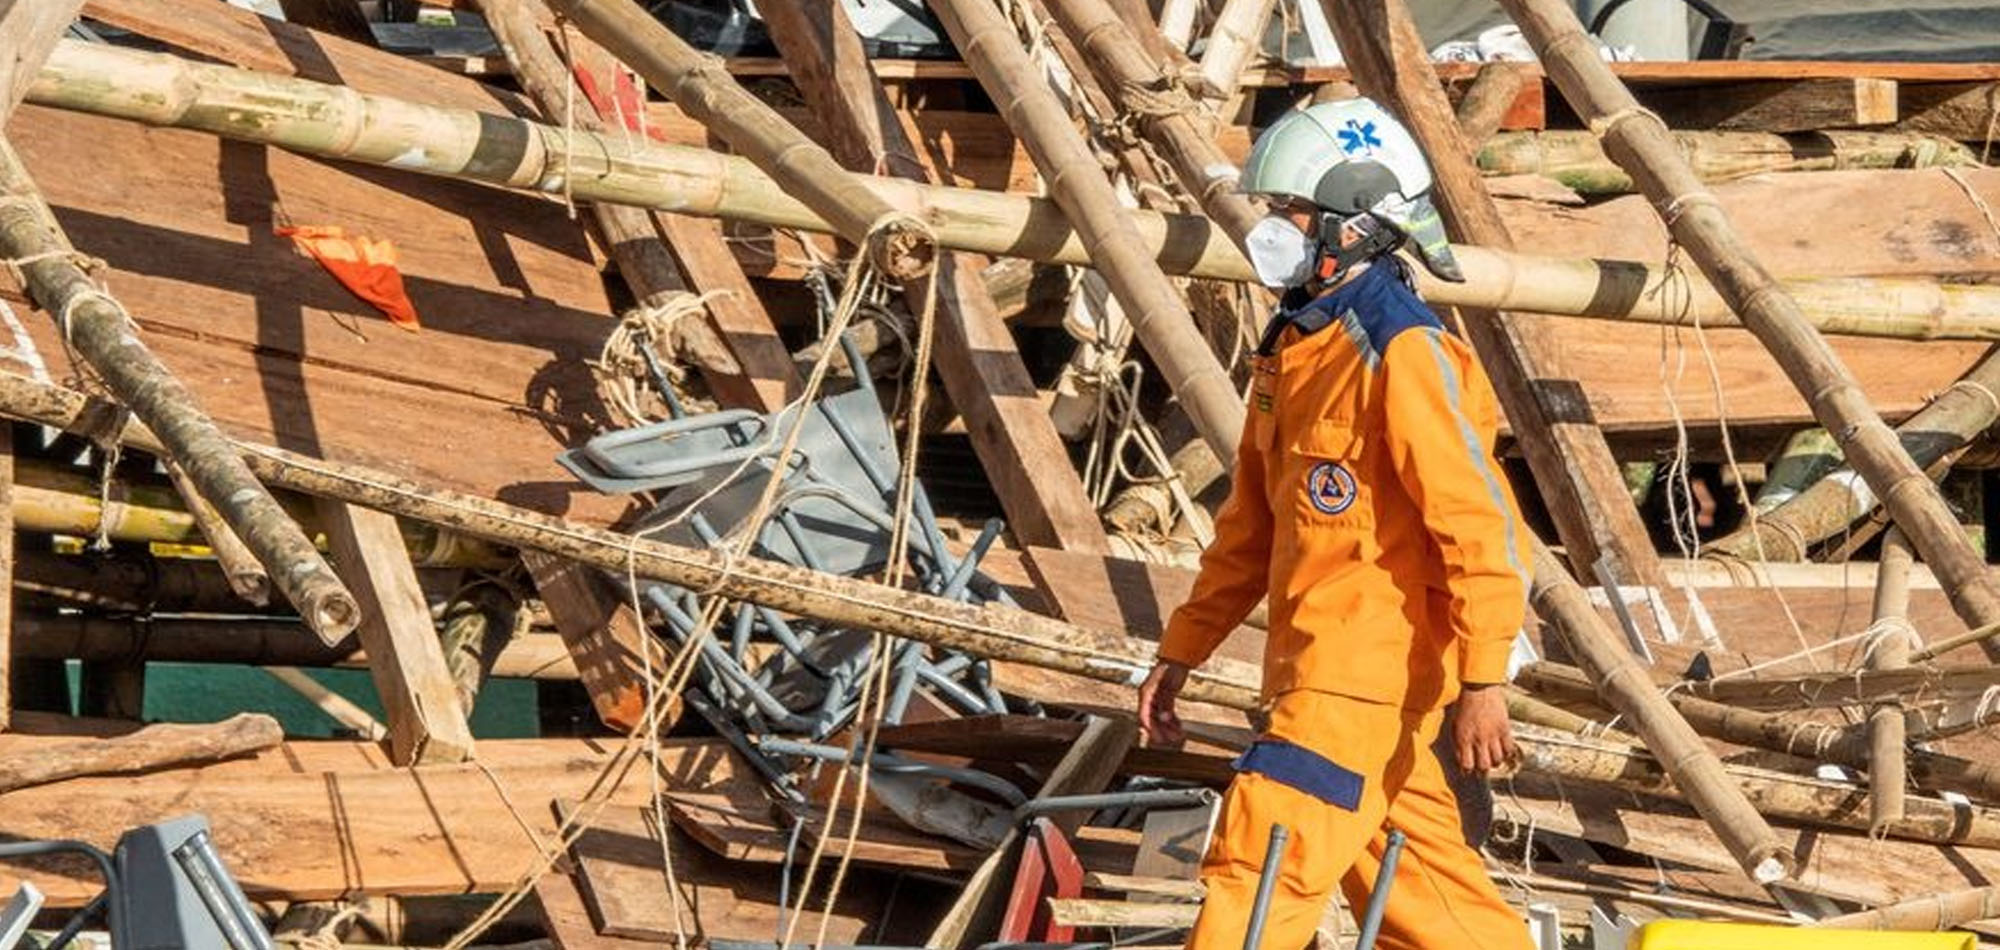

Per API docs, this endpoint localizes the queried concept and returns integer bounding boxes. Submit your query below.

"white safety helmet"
[1241,97,1464,282]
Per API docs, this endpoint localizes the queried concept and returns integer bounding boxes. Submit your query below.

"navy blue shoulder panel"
[1342,263,1443,357]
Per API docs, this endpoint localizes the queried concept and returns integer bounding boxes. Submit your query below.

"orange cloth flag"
[276,225,421,331]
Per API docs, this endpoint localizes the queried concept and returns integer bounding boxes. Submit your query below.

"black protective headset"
[1303,160,1411,287]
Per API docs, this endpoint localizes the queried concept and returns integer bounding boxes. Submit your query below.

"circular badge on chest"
[1305,460,1358,515]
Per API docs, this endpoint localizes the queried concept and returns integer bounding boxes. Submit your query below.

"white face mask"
[1243,215,1317,288]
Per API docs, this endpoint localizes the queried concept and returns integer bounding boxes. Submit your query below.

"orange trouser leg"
[1342,731,1531,950]
[1185,692,1432,950]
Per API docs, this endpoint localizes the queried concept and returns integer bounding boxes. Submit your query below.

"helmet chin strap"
[1310,211,1405,289]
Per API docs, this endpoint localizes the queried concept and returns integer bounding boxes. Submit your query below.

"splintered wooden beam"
[1643,78,1899,134]
[1499,0,2000,663]
[521,551,657,733]
[759,0,1108,553]
[319,500,475,765]
[1317,0,1664,589]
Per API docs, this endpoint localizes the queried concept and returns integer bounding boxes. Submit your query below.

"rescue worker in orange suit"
[1137,98,1534,950]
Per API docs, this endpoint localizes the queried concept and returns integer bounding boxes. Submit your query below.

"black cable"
[0,839,120,948]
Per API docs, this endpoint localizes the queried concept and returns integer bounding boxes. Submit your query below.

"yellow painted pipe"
[1632,921,1975,950]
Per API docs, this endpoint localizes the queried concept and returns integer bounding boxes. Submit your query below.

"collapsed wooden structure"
[0,0,1999,945]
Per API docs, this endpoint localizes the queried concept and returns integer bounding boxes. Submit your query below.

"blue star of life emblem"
[1337,119,1383,155]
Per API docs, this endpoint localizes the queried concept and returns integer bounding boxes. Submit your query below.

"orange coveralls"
[1157,262,1533,950]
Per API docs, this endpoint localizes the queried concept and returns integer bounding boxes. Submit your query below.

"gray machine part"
[114,815,273,950]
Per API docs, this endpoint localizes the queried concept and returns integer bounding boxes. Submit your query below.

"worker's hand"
[1452,684,1517,773]
[1137,660,1190,748]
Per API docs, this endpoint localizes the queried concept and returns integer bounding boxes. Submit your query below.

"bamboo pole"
[1521,660,2000,804]
[0,140,356,644]
[1514,725,2000,850]
[928,0,1246,460]
[0,372,1268,711]
[1455,62,1531,145]
[12,612,578,680]
[1707,350,2000,562]
[29,39,2000,345]
[1681,665,2000,710]
[1809,885,2000,931]
[1497,0,2000,661]
[541,0,931,280]
[438,582,519,713]
[265,666,389,740]
[9,456,511,568]
[1196,0,1277,103]
[1868,528,1916,829]
[1528,544,1795,882]
[1478,129,1976,196]
[162,458,271,606]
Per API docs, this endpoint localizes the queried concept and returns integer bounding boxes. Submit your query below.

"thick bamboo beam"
[927,0,1245,460]
[28,40,2000,345]
[1514,726,2000,850]
[1528,544,1794,882]
[1868,529,1915,829]
[162,458,271,606]
[1521,661,2000,804]
[0,140,357,644]
[474,0,796,412]
[1497,0,2000,660]
[1456,63,1532,144]
[1319,0,1663,588]
[12,611,578,680]
[1809,885,2000,931]
[1479,129,1975,196]
[1706,350,2000,563]
[542,0,931,280]
[759,0,1109,554]
[0,373,1268,711]
[1196,0,1277,103]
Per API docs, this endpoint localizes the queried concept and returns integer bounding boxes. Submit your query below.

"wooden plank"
[523,551,656,734]
[759,0,1106,553]
[0,736,736,905]
[1643,78,1899,133]
[664,790,985,872]
[320,500,475,765]
[536,872,670,949]
[0,0,82,116]
[1899,81,2000,143]
[1023,547,1262,666]
[557,800,872,943]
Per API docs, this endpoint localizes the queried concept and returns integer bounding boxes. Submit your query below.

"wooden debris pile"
[0,0,1996,946]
